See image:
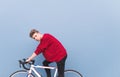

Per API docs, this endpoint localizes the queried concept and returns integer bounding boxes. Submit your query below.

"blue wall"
[0,0,120,77]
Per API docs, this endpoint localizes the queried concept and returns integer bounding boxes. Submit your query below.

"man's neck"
[40,33,44,41]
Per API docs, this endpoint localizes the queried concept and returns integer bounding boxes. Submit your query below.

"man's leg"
[43,60,52,77]
[57,56,67,77]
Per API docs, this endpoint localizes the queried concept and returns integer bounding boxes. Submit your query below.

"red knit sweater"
[34,34,67,62]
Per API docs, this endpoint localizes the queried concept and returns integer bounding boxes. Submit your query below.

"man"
[26,29,67,77]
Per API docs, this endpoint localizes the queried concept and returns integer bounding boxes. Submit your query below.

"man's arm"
[26,52,37,62]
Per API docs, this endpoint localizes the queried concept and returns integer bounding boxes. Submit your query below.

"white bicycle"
[10,59,83,77]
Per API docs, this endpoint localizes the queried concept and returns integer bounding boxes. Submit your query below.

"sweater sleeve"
[34,34,53,55]
[34,34,49,55]
[34,43,47,55]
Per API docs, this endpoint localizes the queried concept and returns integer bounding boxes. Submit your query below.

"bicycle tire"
[9,70,35,77]
[64,69,83,77]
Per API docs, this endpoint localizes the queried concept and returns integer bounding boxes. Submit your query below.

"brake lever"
[19,60,22,68]
[23,58,26,62]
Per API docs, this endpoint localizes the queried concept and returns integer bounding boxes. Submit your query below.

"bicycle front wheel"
[9,70,35,77]
[64,69,83,77]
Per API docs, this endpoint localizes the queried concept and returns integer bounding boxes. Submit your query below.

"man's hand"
[26,52,37,63]
[26,58,31,63]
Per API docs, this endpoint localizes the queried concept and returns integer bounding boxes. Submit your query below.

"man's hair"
[29,29,39,38]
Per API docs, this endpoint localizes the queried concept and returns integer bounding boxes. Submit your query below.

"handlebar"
[19,58,35,70]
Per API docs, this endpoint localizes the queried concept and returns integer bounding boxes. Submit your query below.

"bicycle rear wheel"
[9,70,35,77]
[64,69,83,77]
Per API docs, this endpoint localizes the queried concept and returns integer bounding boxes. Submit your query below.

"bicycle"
[9,58,83,77]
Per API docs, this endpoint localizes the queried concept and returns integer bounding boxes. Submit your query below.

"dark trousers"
[42,55,67,77]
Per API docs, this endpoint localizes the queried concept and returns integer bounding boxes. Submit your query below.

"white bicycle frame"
[28,64,58,77]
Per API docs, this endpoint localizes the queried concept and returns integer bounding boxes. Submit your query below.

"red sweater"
[34,34,67,62]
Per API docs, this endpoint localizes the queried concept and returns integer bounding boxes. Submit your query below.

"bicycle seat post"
[54,67,58,77]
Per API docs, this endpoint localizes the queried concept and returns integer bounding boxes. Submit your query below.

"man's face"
[32,32,41,41]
